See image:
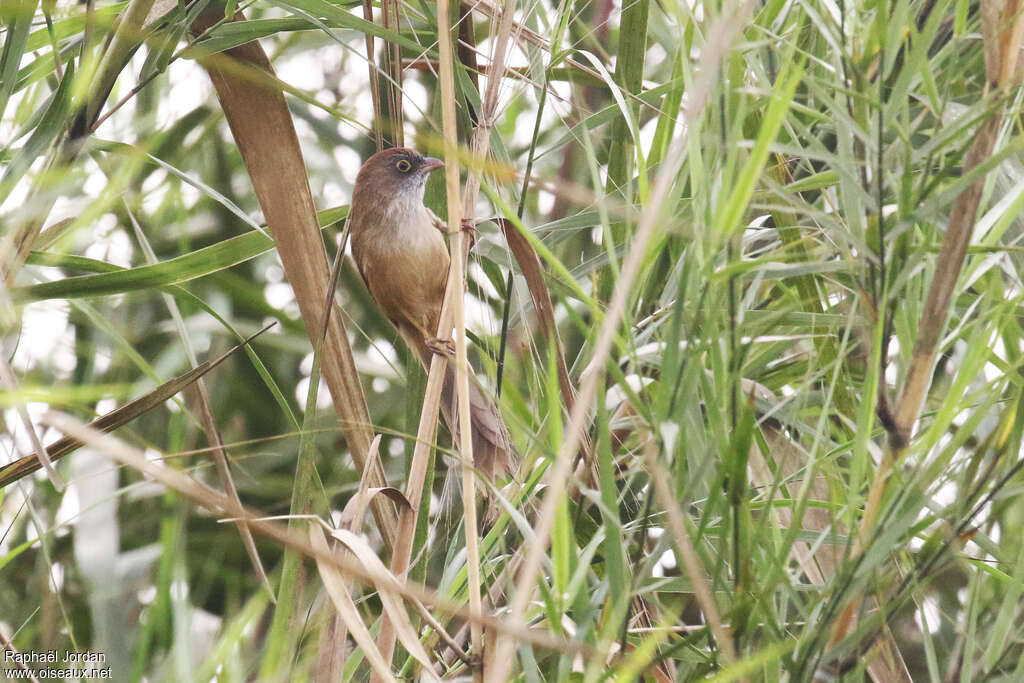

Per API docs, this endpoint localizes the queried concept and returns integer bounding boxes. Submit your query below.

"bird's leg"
[425,336,457,359]
[427,208,446,233]
[411,318,457,359]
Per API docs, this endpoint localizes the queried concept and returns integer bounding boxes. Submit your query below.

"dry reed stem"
[499,214,593,484]
[643,447,737,663]
[360,0,404,148]
[382,0,404,146]
[374,329,452,666]
[894,0,1024,445]
[311,526,399,683]
[325,433,387,670]
[329,527,442,680]
[489,5,751,679]
[169,313,273,602]
[453,0,522,673]
[498,219,576,412]
[891,113,1005,441]
[41,411,584,656]
[361,0,385,151]
[434,0,485,673]
[376,0,520,674]
[458,2,482,109]
[831,0,1024,659]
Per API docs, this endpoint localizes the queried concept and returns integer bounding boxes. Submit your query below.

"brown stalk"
[644,446,737,663]
[891,113,1004,440]
[498,218,574,405]
[831,0,1024,657]
[372,324,452,669]
[447,0,522,673]
[340,475,468,669]
[310,525,399,682]
[489,4,752,678]
[894,0,1023,448]
[381,0,404,147]
[189,10,398,547]
[190,335,277,598]
[497,217,592,470]
[316,433,387,677]
[361,0,385,151]
[375,0,520,673]
[458,1,481,123]
[332,527,444,680]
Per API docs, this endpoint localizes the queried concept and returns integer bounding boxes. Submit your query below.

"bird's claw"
[459,217,479,248]
[426,337,457,358]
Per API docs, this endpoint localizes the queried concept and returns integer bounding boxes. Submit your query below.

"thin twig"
[643,446,737,663]
[125,204,273,602]
[40,411,588,655]
[0,628,39,683]
[0,337,63,490]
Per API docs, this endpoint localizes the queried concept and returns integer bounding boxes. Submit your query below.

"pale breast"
[352,206,450,334]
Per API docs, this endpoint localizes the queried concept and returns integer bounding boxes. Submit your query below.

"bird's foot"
[433,215,479,248]
[458,218,479,248]
[425,337,457,359]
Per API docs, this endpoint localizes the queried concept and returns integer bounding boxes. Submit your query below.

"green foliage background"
[2,0,1024,680]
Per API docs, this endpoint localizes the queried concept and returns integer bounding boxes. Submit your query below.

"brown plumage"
[348,147,513,477]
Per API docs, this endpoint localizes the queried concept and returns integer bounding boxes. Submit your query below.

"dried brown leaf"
[189,10,398,547]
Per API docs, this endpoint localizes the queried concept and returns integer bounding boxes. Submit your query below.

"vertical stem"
[458,2,480,125]
[382,0,404,146]
[361,0,384,150]
[378,0,518,674]
[436,0,484,673]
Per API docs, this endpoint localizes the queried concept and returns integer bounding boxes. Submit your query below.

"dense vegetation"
[2,0,1024,680]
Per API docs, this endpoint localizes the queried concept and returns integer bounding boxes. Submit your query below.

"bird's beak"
[421,157,444,173]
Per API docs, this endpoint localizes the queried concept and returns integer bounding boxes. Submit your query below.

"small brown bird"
[348,147,513,477]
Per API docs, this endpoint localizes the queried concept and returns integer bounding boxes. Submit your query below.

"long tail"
[402,329,513,477]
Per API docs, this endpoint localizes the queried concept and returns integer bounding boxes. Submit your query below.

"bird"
[348,147,513,477]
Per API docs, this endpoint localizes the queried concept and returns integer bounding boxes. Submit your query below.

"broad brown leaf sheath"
[348,148,512,477]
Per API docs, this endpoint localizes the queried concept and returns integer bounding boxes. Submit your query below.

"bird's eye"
[396,159,412,172]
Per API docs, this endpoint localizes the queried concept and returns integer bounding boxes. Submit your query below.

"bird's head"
[353,147,444,202]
